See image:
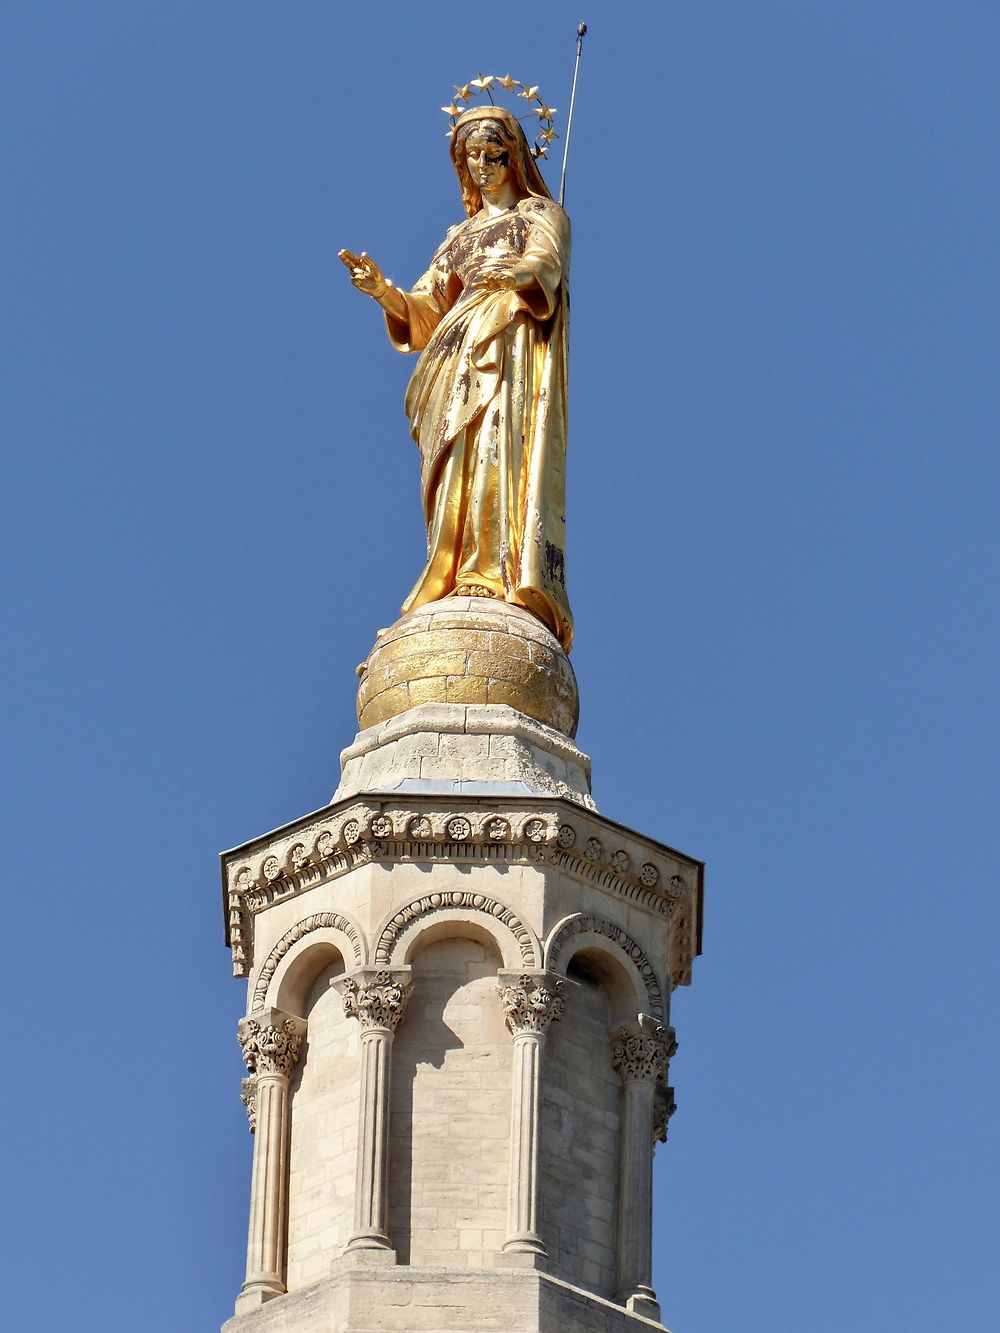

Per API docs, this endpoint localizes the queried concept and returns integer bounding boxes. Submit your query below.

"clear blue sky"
[2,3,997,1330]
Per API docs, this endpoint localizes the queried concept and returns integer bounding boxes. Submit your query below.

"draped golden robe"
[384,194,573,651]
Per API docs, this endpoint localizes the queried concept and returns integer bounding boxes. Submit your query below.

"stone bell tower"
[220,595,703,1332]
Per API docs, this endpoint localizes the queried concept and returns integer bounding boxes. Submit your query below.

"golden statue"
[339,100,573,652]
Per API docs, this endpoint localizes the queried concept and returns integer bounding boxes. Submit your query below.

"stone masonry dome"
[356,597,580,738]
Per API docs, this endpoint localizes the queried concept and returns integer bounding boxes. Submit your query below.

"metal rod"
[559,22,588,208]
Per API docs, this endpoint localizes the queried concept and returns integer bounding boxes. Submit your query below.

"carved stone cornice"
[497,971,566,1036]
[238,1009,305,1080]
[220,796,703,988]
[611,1022,677,1086]
[336,968,412,1033]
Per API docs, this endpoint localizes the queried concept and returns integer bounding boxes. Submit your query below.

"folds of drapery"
[382,197,573,652]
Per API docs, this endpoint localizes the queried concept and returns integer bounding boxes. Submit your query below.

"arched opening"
[539,949,627,1297]
[284,943,355,1292]
[389,928,511,1268]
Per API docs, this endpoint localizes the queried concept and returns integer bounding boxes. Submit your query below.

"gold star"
[445,125,457,139]
[453,84,472,102]
[441,103,462,117]
[519,85,540,102]
[497,73,517,91]
[533,104,556,120]
[535,143,549,158]
[540,126,557,144]
[471,74,495,90]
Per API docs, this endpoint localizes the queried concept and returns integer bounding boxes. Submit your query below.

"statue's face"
[464,131,511,194]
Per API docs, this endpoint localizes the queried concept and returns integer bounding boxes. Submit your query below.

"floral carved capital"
[611,1022,677,1085]
[240,1077,258,1133]
[653,1085,677,1146]
[497,971,566,1036]
[338,969,412,1032]
[238,1010,304,1079]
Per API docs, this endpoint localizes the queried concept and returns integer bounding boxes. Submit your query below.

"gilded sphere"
[356,597,579,738]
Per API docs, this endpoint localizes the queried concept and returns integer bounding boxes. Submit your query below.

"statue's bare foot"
[455,583,499,598]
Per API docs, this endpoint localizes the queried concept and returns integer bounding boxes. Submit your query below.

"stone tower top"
[220,74,703,1333]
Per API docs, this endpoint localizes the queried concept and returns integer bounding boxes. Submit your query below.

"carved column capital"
[497,971,566,1036]
[240,1077,258,1133]
[611,1020,677,1085]
[238,1008,305,1079]
[336,968,412,1033]
[653,1085,677,1146]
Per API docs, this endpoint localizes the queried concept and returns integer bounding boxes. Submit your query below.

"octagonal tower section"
[221,598,703,1333]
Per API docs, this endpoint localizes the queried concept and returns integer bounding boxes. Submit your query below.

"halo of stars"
[442,74,558,161]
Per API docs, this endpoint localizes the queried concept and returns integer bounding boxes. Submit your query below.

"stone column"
[336,967,412,1257]
[610,1018,677,1320]
[235,1009,305,1313]
[497,971,566,1258]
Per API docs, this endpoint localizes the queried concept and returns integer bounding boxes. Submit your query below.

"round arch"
[373,892,539,969]
[544,914,666,1021]
[251,911,367,1013]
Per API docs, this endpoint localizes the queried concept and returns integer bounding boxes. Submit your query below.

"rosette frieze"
[220,796,702,987]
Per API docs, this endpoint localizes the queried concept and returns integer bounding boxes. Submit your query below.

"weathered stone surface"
[221,1264,672,1332]
[333,703,596,809]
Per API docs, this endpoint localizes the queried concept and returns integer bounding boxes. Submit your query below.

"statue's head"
[451,106,552,217]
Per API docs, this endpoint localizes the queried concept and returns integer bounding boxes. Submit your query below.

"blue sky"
[2,3,997,1330]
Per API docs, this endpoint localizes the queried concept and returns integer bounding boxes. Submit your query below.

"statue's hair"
[451,110,552,217]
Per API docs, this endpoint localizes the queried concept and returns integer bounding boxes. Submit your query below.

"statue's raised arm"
[340,98,572,653]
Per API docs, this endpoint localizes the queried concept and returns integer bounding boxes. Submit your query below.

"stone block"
[221,1266,671,1332]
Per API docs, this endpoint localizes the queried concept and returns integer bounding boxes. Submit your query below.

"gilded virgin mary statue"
[339,101,573,652]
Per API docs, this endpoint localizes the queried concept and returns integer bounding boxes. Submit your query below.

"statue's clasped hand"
[475,262,534,294]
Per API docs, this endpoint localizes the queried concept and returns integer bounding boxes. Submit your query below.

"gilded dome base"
[356,598,579,739]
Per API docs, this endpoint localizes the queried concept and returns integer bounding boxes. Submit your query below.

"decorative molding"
[238,1013,304,1079]
[227,867,256,978]
[546,914,666,1021]
[445,815,472,841]
[497,972,566,1035]
[240,1076,257,1133]
[338,969,411,1032]
[611,1024,677,1085]
[373,892,538,967]
[544,844,680,919]
[222,800,699,986]
[251,912,367,1012]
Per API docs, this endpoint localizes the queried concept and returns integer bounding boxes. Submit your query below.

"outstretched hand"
[338,248,388,298]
